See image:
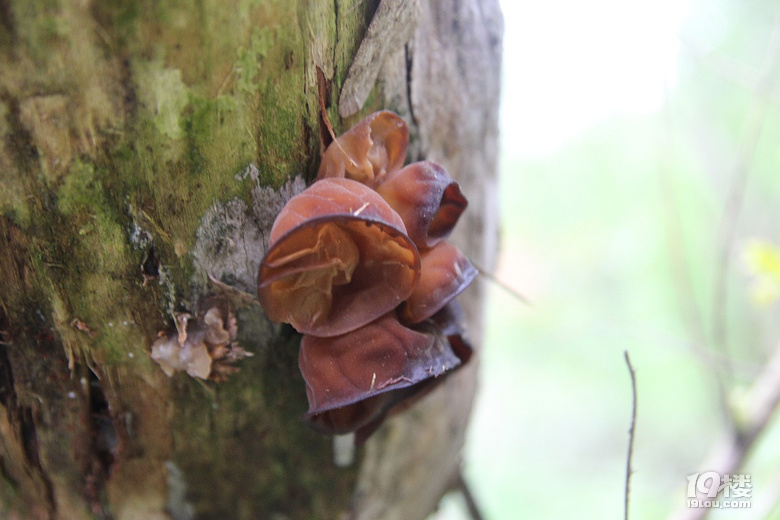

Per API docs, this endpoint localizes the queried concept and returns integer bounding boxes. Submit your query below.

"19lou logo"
[686,472,752,509]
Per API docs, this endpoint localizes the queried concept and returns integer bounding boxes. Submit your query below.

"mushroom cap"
[317,111,409,186]
[298,312,462,435]
[400,241,478,324]
[258,178,420,337]
[374,161,468,249]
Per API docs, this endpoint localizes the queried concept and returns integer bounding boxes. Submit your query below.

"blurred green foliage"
[436,1,780,519]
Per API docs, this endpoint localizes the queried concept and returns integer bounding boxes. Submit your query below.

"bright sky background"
[499,0,693,158]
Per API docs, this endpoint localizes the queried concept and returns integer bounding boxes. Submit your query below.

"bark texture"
[0,1,502,519]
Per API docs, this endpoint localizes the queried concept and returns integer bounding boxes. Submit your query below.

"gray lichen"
[191,165,305,295]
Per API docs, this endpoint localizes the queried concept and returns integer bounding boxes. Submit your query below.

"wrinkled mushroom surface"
[255,110,479,439]
[400,241,478,325]
[258,178,420,337]
[374,161,468,249]
[299,312,462,435]
[317,111,408,186]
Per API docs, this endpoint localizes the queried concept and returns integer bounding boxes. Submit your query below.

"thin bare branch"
[473,262,533,306]
[624,351,638,520]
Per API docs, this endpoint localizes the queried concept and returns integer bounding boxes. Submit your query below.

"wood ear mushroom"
[374,161,468,249]
[257,110,477,439]
[400,241,478,325]
[257,177,420,337]
[317,110,408,186]
[298,312,462,436]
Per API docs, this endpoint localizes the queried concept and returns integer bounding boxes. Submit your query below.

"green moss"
[256,88,306,185]
[151,69,189,141]
[56,160,98,215]
[38,155,157,366]
[90,219,127,273]
[12,0,64,64]
[251,24,307,185]
[133,58,191,162]
[236,28,273,95]
[101,0,313,265]
[95,321,147,365]
[185,95,255,194]
[55,161,127,272]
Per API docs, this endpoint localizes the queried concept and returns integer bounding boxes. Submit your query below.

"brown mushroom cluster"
[257,111,476,439]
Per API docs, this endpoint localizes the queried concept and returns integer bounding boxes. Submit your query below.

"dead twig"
[624,351,638,520]
[473,262,532,306]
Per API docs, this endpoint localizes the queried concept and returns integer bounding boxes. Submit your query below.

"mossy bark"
[0,1,502,519]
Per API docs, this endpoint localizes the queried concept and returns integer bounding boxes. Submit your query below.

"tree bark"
[0,1,502,519]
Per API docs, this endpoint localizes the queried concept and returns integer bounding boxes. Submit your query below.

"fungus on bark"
[257,177,420,337]
[256,110,477,439]
[374,161,468,249]
[317,111,408,186]
[298,311,468,438]
[400,241,478,325]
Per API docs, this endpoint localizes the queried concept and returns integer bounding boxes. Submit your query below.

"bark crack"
[25,411,57,520]
[84,367,117,518]
[0,341,57,519]
[404,42,419,130]
[333,0,340,66]
[0,339,19,490]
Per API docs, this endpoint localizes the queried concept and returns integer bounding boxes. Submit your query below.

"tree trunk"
[0,1,502,518]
